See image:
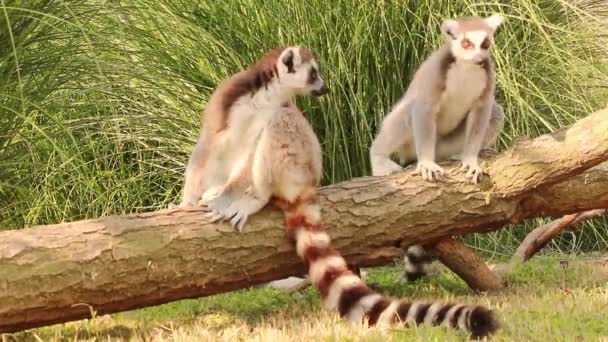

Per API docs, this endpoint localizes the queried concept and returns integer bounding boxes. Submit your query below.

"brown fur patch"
[285,214,306,229]
[338,284,374,317]
[272,189,318,213]
[304,245,339,270]
[271,196,292,211]
[299,47,315,64]
[306,223,325,232]
[450,305,466,328]
[284,226,297,244]
[217,47,286,132]
[457,17,492,33]
[278,194,324,242]
[395,301,412,323]
[317,265,351,298]
[438,48,456,92]
[284,215,306,243]
[478,58,494,99]
[367,298,391,326]
[275,189,324,249]
[414,303,431,324]
[432,303,454,325]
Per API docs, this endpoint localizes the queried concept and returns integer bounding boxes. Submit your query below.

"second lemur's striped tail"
[402,245,434,282]
[278,198,498,339]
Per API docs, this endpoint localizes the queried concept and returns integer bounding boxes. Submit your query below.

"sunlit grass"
[7,254,608,341]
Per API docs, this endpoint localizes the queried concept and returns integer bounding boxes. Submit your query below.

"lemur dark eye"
[481,37,491,50]
[461,38,473,49]
[310,67,317,81]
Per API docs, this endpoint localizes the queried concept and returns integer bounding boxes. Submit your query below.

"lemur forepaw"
[414,160,445,181]
[460,158,484,184]
[203,190,265,232]
[371,159,403,177]
[168,200,208,211]
[229,211,249,232]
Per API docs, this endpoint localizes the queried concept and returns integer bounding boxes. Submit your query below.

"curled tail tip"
[469,305,499,339]
[288,215,499,339]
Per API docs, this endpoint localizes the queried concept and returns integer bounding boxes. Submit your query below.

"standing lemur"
[179,46,498,339]
[369,15,505,282]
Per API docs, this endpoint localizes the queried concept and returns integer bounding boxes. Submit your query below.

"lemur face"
[443,14,503,64]
[277,47,328,97]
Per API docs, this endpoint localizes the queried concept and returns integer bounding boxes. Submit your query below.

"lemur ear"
[442,19,459,39]
[282,49,295,73]
[485,14,504,31]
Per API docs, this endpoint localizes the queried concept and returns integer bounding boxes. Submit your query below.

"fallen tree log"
[1,106,608,333]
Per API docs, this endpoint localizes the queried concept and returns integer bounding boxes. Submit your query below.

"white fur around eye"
[443,19,459,36]
[467,31,488,47]
[450,30,489,61]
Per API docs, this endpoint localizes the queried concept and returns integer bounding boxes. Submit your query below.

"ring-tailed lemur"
[179,47,499,339]
[179,46,327,227]
[369,15,505,282]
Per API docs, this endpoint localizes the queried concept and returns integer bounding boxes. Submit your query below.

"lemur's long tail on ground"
[275,197,498,339]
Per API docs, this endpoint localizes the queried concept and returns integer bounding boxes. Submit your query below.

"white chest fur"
[436,62,487,135]
[222,94,281,161]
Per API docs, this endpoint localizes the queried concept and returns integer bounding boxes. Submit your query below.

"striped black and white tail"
[283,203,498,339]
[402,245,434,282]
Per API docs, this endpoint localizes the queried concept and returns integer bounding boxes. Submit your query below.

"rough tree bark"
[1,106,607,333]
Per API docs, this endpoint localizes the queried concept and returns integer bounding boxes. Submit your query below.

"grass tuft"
[6,254,608,341]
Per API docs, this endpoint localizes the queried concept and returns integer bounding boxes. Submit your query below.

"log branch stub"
[513,209,607,265]
[429,238,504,292]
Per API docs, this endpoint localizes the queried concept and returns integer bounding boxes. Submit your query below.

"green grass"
[0,2,607,247]
[6,253,608,341]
